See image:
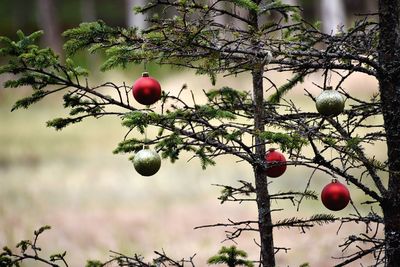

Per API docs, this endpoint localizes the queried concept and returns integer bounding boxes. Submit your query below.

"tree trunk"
[378,0,400,266]
[12,0,29,30]
[320,0,345,34]
[36,0,62,55]
[250,2,275,266]
[210,0,228,26]
[81,0,96,22]
[126,0,147,30]
[252,69,276,267]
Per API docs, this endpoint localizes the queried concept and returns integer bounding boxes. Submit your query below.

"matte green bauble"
[315,88,345,117]
[133,147,161,176]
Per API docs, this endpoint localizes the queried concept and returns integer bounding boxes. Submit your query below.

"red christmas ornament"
[132,72,161,105]
[321,179,350,211]
[264,148,287,178]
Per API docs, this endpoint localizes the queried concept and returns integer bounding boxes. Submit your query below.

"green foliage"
[132,5,144,14]
[50,251,68,262]
[258,131,308,152]
[0,29,95,117]
[63,21,155,72]
[196,146,216,169]
[258,0,299,21]
[346,136,362,150]
[101,46,148,71]
[4,72,56,90]
[207,87,248,104]
[0,250,13,266]
[268,72,307,103]
[86,260,103,267]
[274,214,336,229]
[229,0,259,11]
[0,30,43,56]
[0,30,62,97]
[301,190,318,200]
[272,190,318,201]
[309,214,337,223]
[0,30,58,71]
[46,117,83,130]
[118,96,245,166]
[0,1,389,265]
[113,137,145,154]
[116,130,214,168]
[63,21,120,56]
[219,187,235,203]
[0,226,68,267]
[11,90,48,111]
[322,137,336,147]
[196,104,237,120]
[218,180,254,204]
[0,226,192,267]
[63,94,102,116]
[65,57,89,76]
[155,133,187,162]
[34,225,52,236]
[122,111,161,134]
[208,246,254,267]
[194,54,220,85]
[367,157,386,170]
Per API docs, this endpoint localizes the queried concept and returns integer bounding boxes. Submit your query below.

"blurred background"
[0,1,384,266]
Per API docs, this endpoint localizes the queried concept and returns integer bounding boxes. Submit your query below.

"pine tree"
[1,0,400,266]
[208,246,254,267]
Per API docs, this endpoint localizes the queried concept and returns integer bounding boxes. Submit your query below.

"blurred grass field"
[0,70,386,266]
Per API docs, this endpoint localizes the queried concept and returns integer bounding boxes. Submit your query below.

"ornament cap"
[325,86,333,90]
[332,178,338,183]
[268,148,277,152]
[142,72,150,77]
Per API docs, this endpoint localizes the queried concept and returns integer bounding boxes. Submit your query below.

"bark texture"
[252,68,275,267]
[378,0,400,265]
[249,2,275,265]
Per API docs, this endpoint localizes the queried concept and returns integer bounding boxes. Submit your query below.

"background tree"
[36,0,62,55]
[126,0,148,29]
[320,0,345,34]
[81,0,96,22]
[208,246,254,267]
[0,0,399,266]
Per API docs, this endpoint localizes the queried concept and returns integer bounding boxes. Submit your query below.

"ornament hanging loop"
[143,127,149,149]
[331,171,338,183]
[323,67,332,90]
[331,177,338,183]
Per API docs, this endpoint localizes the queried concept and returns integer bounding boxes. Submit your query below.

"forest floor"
[0,69,383,266]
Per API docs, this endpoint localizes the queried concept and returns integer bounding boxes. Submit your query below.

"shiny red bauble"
[264,148,287,178]
[321,179,350,211]
[132,72,161,105]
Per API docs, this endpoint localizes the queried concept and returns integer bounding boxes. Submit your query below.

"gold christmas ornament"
[315,87,345,117]
[133,147,161,176]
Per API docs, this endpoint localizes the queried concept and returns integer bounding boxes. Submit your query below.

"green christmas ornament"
[315,87,345,117]
[133,147,161,176]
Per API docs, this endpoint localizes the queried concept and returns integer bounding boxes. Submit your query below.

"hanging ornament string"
[144,59,148,72]
[144,127,148,149]
[322,68,332,90]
